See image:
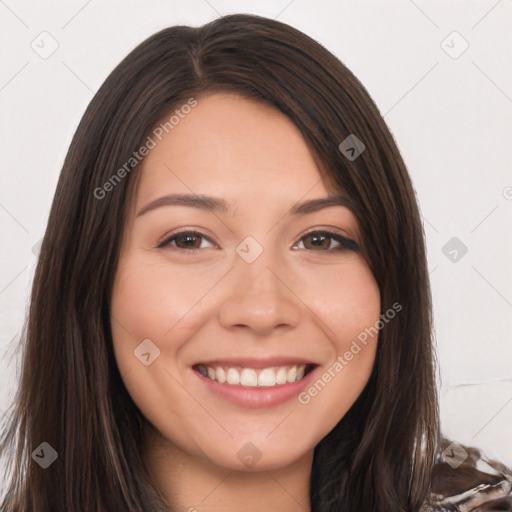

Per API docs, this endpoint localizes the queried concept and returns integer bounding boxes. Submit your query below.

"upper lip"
[193,357,317,369]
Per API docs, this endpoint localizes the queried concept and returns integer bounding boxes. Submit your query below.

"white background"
[1,0,511,471]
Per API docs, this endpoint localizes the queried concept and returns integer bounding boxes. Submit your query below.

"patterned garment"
[421,439,512,511]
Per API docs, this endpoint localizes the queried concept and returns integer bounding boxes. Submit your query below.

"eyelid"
[156,228,218,250]
[298,226,355,242]
[292,227,359,252]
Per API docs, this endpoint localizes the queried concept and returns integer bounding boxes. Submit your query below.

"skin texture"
[110,93,381,512]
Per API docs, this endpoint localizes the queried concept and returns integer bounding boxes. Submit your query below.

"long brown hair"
[1,13,440,511]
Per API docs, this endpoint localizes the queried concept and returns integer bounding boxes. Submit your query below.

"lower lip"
[192,366,318,408]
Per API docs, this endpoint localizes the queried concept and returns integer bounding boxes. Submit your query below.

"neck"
[142,423,313,512]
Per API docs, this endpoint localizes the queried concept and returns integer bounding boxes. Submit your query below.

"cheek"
[110,258,177,376]
[111,257,212,338]
[109,253,225,381]
[305,260,381,348]
[109,257,208,433]
[294,263,380,432]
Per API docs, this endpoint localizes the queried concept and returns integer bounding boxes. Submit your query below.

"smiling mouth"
[193,363,317,387]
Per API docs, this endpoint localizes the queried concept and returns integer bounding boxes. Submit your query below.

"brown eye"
[173,233,202,249]
[157,231,215,251]
[302,233,331,250]
[295,230,359,252]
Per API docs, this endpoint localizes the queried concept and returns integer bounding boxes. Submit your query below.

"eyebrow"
[136,193,352,218]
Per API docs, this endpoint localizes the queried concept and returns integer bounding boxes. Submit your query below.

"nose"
[218,253,302,336]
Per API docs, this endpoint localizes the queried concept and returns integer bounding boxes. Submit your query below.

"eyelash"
[157,229,359,253]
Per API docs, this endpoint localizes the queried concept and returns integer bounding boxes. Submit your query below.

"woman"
[1,13,510,512]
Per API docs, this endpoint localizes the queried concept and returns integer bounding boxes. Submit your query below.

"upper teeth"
[197,364,307,387]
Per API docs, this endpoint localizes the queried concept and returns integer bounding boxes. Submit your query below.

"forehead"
[133,93,336,212]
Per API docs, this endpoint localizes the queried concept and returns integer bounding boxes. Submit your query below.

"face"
[110,93,381,472]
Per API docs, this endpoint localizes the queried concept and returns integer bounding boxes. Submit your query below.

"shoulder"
[421,438,512,512]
